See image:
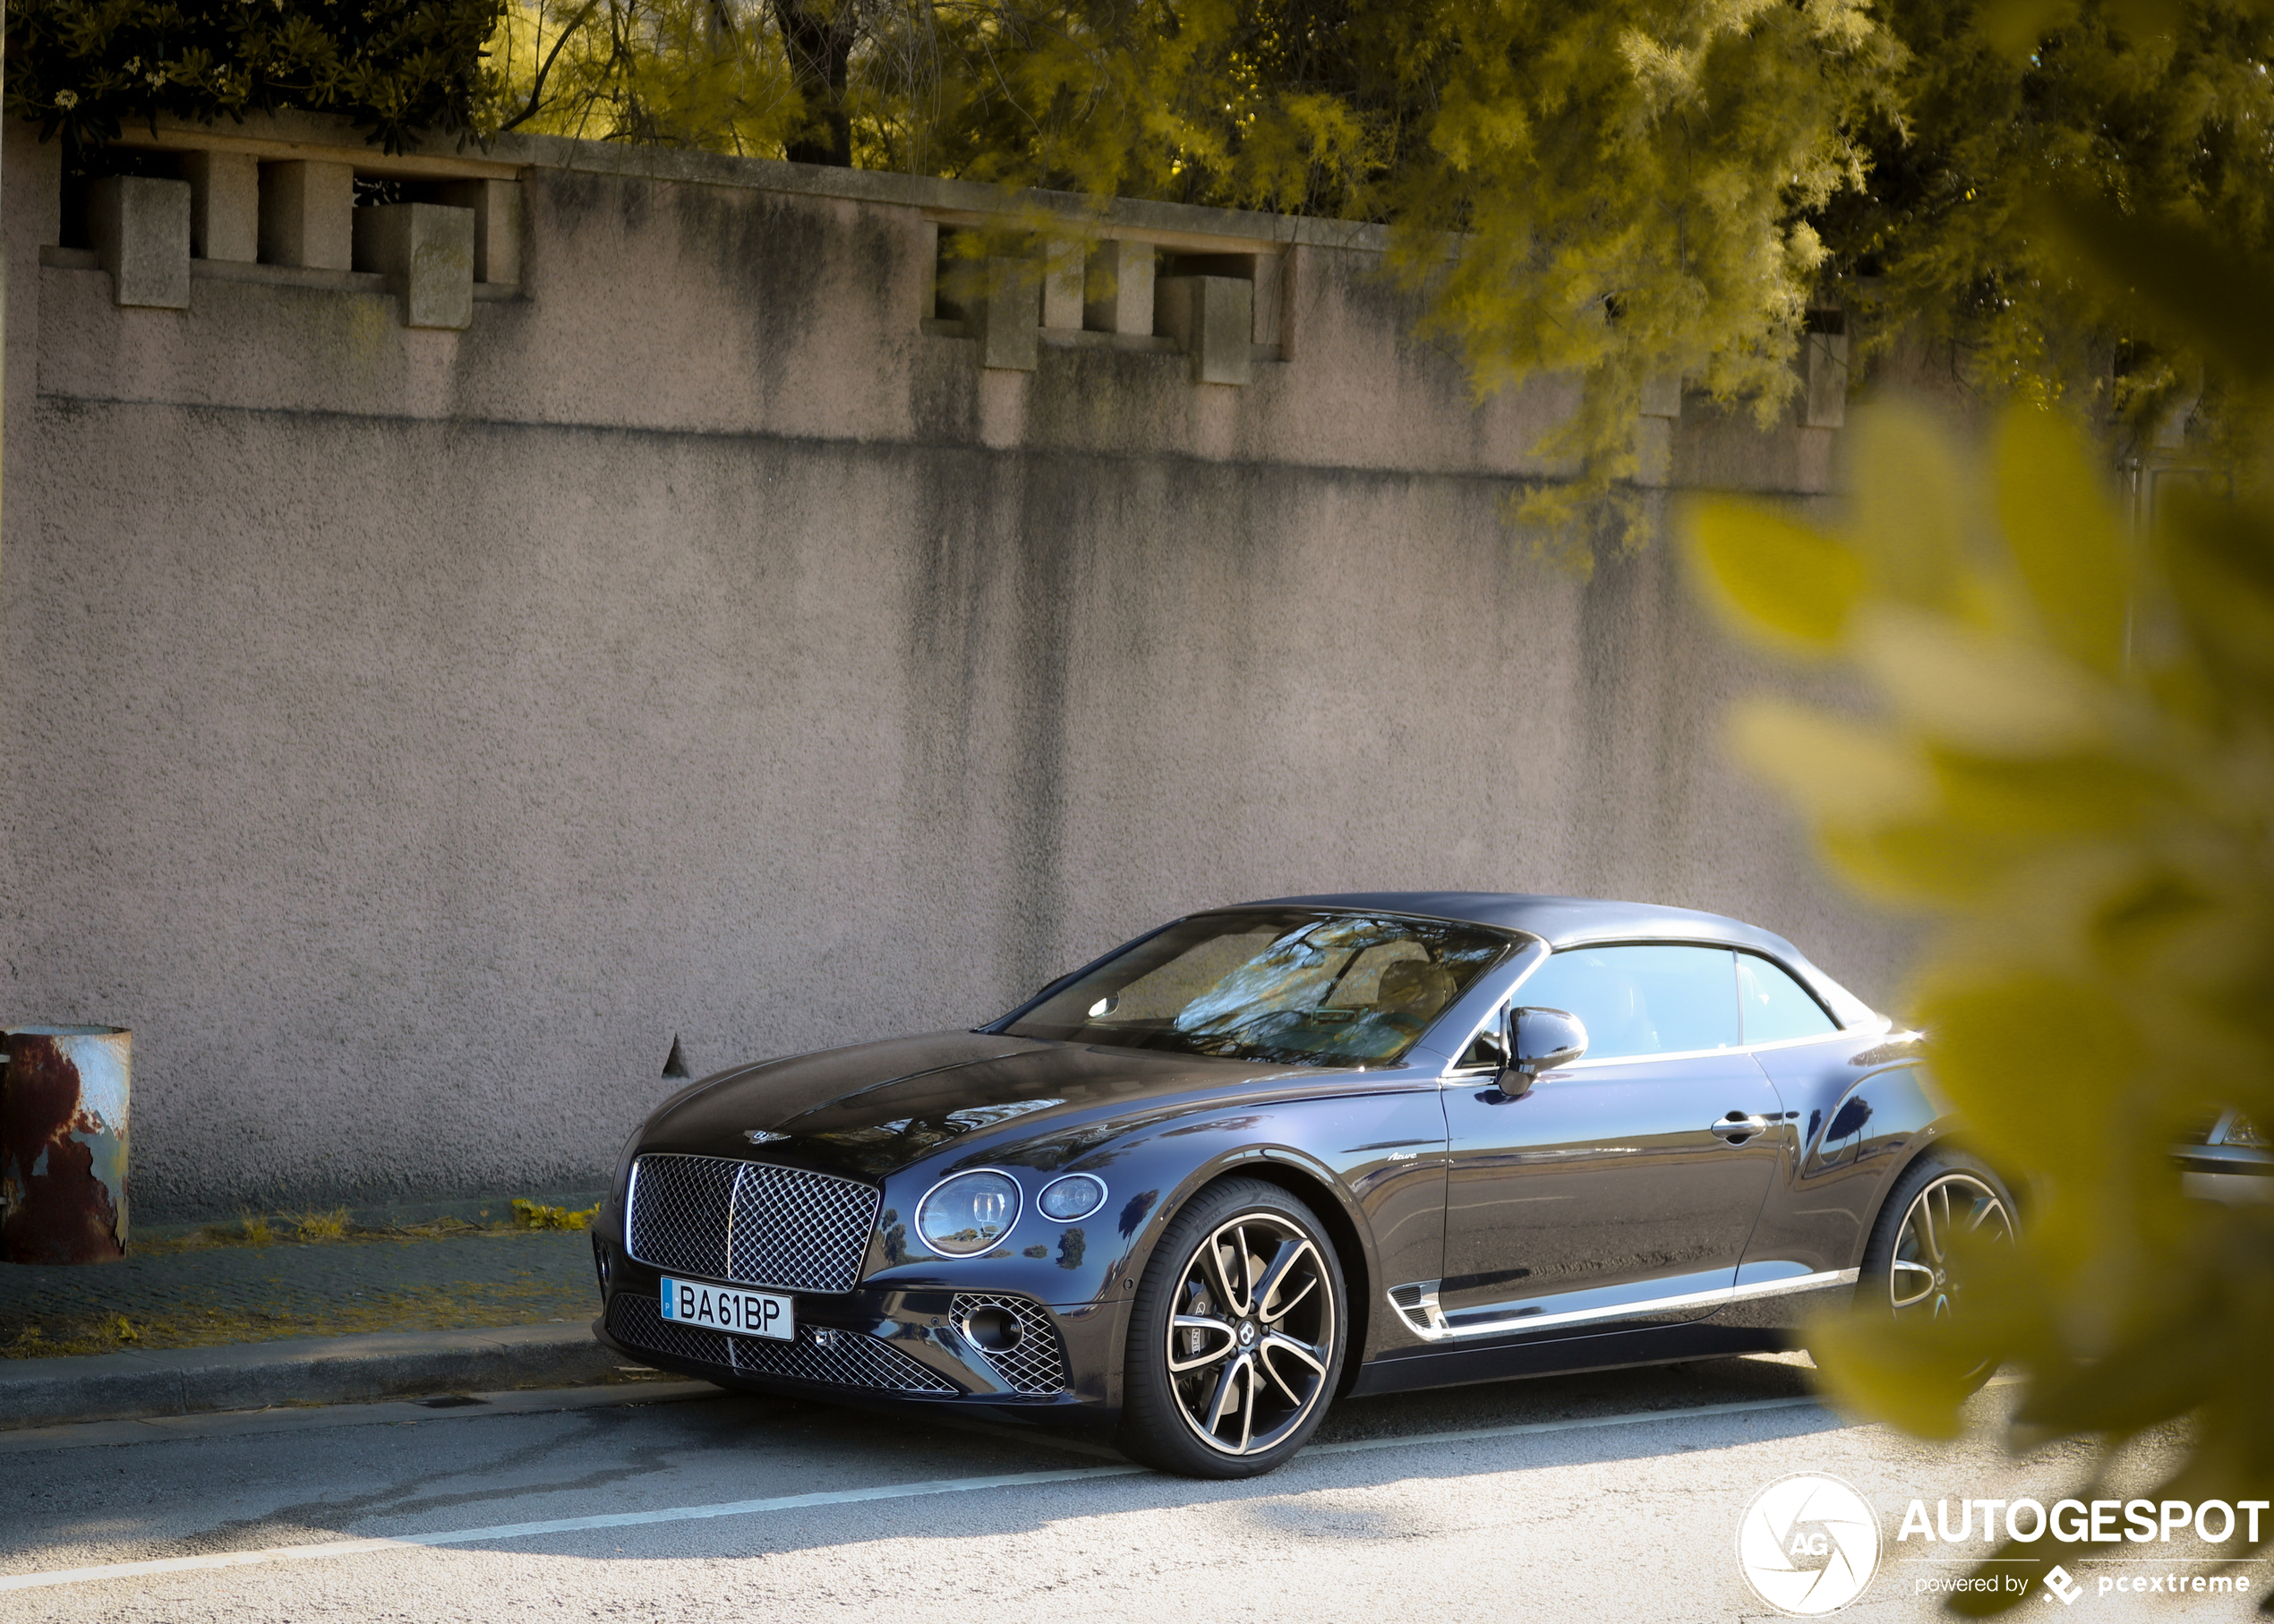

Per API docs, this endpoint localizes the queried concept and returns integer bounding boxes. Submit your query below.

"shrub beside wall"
[4,0,504,157]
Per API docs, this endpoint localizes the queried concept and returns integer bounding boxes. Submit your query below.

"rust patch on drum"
[1,1027,131,1264]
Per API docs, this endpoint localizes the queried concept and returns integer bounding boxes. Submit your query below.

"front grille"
[610,1292,734,1368]
[953,1294,1069,1395]
[607,1295,955,1394]
[628,1153,878,1293]
[731,1323,957,1393]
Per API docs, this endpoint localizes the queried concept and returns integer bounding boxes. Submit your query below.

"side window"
[1515,945,1740,1060]
[1737,953,1839,1045]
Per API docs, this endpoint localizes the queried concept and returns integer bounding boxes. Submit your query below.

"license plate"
[659,1277,793,1340]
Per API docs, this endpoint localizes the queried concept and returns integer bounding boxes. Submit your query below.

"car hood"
[637,1029,1381,1182]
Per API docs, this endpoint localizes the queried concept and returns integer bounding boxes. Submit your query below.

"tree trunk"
[774,0,857,166]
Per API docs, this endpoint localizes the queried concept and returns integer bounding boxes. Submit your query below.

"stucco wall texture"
[0,121,1911,1218]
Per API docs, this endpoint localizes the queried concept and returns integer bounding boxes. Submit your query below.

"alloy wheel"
[1888,1172,2014,1320]
[1165,1212,1337,1456]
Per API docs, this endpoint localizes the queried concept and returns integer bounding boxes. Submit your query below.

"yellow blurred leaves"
[1688,506,1863,653]
[1995,410,2133,678]
[1683,397,2274,1568]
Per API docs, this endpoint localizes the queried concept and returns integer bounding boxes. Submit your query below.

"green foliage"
[510,1196,596,1229]
[490,0,801,149]
[292,1205,354,1240]
[1682,193,2274,1610]
[1814,0,2274,447]
[4,0,507,155]
[470,0,2274,566]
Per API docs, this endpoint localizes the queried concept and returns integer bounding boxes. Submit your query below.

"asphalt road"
[0,1354,2255,1622]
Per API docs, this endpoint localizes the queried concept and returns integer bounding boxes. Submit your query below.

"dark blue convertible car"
[593,893,2013,1477]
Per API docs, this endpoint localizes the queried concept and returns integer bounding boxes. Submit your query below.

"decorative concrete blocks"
[437,179,523,285]
[353,203,476,329]
[259,160,354,269]
[1041,240,1085,330]
[1083,239,1154,335]
[1804,331,1849,429]
[976,256,1039,371]
[1154,275,1252,386]
[88,175,191,309]
[183,151,259,262]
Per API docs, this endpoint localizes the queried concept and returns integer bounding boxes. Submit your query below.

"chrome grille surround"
[628,1152,879,1293]
[952,1293,1069,1396]
[607,1295,954,1394]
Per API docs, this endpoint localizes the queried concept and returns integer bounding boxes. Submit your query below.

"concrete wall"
[0,117,1910,1218]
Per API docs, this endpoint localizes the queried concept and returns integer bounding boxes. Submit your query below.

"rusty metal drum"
[0,1025,131,1263]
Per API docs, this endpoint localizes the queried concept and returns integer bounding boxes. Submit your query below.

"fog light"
[962,1306,1022,1352]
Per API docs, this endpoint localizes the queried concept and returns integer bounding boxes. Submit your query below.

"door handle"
[1710,1112,1774,1145]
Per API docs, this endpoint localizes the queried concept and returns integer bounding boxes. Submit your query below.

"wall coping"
[98,110,1393,260]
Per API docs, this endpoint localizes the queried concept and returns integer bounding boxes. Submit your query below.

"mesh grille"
[731,1327,957,1393]
[730,1164,879,1292]
[627,1155,736,1280]
[953,1294,1069,1396]
[627,1153,879,1292]
[608,1293,732,1368]
[609,1294,953,1394]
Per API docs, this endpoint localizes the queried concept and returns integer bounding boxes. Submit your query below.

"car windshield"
[1003,909,1515,1066]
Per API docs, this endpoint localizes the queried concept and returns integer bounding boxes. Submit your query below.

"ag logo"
[1736,1472,1883,1615]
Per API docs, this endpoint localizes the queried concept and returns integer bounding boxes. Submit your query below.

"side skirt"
[1344,1319,1798,1398]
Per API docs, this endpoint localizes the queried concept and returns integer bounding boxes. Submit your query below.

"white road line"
[0,1391,1832,1594]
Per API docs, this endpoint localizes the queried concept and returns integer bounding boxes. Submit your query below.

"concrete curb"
[0,1321,626,1430]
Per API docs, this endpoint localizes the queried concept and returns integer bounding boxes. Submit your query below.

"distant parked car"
[2176,1109,2273,1205]
[592,893,2015,1478]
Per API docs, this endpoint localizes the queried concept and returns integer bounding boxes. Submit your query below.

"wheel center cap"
[1236,1320,1259,1348]
[1934,1269,1947,1286]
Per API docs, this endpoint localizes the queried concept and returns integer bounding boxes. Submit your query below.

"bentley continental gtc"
[591,893,2013,1478]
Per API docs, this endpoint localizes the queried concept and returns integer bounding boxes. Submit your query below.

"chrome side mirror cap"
[1500,1006,1588,1097]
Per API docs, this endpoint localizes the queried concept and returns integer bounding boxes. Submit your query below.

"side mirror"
[1499,1006,1588,1097]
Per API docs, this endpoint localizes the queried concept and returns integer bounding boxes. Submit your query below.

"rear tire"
[1857,1150,2017,1389]
[1115,1178,1347,1479]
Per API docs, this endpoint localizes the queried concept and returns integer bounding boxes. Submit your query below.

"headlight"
[916,1170,1022,1255]
[1037,1173,1107,1221]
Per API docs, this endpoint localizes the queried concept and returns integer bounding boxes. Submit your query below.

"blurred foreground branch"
[1683,190,2274,1611]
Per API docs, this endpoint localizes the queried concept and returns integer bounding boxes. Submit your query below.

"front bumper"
[595,1245,1124,1421]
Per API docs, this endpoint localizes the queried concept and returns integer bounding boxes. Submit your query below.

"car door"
[1433,943,1789,1338]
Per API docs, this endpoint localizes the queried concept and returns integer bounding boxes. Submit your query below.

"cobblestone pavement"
[0,1226,605,1356]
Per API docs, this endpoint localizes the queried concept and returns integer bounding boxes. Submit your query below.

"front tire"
[1116,1177,1347,1479]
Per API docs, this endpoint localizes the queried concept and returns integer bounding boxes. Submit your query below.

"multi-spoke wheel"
[1117,1178,1346,1478]
[1858,1152,2017,1388]
[1887,1170,2013,1321]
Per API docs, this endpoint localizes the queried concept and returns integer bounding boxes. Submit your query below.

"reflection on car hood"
[637,1030,1349,1181]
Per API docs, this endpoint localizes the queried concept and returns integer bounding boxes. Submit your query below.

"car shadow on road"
[408,1351,1854,1564]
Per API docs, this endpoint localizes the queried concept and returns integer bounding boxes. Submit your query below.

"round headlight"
[916,1170,1022,1256]
[1037,1173,1107,1222]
